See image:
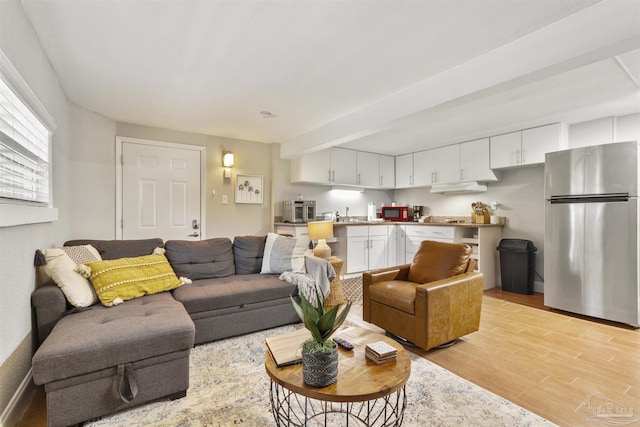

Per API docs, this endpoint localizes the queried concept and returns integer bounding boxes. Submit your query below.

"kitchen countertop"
[274,219,504,228]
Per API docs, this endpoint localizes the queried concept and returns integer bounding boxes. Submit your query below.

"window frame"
[0,49,57,227]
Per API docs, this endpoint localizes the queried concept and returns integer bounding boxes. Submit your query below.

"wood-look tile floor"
[18,290,640,427]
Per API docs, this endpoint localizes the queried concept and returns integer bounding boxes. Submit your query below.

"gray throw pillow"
[260,233,309,274]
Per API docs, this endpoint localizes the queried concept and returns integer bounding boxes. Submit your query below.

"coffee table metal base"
[269,381,407,426]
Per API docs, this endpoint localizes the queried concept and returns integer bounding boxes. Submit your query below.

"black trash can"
[496,239,537,295]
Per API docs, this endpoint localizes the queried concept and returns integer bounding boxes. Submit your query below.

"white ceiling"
[21,0,640,158]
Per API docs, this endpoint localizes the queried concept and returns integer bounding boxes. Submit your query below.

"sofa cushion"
[43,246,101,307]
[172,273,297,314]
[65,239,164,260]
[407,240,472,284]
[32,292,195,385]
[84,254,182,306]
[260,233,309,274]
[233,235,266,275]
[165,238,235,280]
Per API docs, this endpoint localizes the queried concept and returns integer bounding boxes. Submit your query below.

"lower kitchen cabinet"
[405,225,456,261]
[333,225,389,274]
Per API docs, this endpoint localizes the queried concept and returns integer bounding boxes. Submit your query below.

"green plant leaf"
[290,296,304,322]
[326,301,353,338]
[313,285,325,317]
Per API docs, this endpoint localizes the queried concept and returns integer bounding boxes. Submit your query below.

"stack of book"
[365,341,398,364]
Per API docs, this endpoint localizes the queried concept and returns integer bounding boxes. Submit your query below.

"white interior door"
[119,139,204,240]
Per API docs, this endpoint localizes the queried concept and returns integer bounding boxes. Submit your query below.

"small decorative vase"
[301,345,339,387]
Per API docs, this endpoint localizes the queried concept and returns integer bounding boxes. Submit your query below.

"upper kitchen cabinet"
[357,152,395,188]
[356,151,379,187]
[460,138,498,182]
[291,147,393,188]
[412,149,435,186]
[414,145,460,186]
[330,147,357,185]
[290,149,331,184]
[490,123,568,169]
[395,153,413,188]
[379,154,395,188]
[290,147,356,185]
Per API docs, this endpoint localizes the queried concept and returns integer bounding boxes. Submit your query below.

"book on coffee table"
[265,328,312,367]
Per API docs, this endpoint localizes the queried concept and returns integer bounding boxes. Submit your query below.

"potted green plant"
[290,286,352,387]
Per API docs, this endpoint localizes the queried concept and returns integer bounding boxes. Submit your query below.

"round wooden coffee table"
[265,327,411,426]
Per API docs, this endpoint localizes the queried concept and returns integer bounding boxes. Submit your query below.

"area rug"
[85,323,553,427]
[342,274,363,305]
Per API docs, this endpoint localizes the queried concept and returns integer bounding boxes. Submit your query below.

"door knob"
[189,232,200,237]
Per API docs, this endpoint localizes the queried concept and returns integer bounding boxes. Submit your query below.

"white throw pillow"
[43,245,101,307]
[260,233,310,274]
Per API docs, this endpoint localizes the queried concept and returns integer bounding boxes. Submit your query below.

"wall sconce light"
[222,151,234,179]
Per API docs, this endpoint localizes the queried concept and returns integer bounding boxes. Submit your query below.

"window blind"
[0,76,50,204]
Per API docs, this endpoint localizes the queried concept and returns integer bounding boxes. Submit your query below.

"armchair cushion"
[407,240,472,284]
[369,281,418,314]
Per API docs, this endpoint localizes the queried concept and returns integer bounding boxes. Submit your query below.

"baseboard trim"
[0,368,34,427]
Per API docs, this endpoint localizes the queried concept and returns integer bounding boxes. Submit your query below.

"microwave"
[381,205,409,222]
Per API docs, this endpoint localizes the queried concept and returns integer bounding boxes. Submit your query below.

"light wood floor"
[18,290,640,427]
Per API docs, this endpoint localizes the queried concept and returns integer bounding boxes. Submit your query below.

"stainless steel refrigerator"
[544,141,639,327]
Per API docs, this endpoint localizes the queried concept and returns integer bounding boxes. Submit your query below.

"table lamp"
[307,220,334,259]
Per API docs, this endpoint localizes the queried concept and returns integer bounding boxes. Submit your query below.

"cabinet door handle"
[521,149,525,164]
[357,173,361,184]
[410,175,413,186]
[328,170,331,182]
[332,170,335,182]
[460,169,464,181]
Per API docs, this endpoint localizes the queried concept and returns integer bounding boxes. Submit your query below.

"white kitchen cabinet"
[395,153,413,188]
[290,147,358,185]
[460,138,498,182]
[274,225,309,239]
[522,123,566,164]
[490,131,521,169]
[491,123,567,169]
[413,145,460,186]
[331,147,357,184]
[334,225,389,274]
[356,152,395,188]
[379,154,395,188]
[412,149,436,186]
[405,225,456,261]
[433,145,460,184]
[290,149,331,184]
[356,151,380,187]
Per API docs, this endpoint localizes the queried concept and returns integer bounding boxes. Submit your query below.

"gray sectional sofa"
[31,236,301,427]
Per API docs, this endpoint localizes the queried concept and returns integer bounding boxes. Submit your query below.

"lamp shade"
[308,221,334,259]
[307,221,334,241]
[222,152,234,167]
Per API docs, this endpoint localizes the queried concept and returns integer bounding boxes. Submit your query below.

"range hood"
[430,182,488,194]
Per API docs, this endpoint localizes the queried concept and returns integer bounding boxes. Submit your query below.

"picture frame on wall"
[235,174,263,204]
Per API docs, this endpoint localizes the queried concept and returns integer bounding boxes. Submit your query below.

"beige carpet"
[85,321,553,427]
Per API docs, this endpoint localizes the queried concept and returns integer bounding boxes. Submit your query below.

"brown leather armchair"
[363,240,484,351]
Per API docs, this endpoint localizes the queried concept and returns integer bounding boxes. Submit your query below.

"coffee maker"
[412,205,423,222]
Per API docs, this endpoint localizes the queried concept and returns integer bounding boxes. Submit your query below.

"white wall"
[0,0,73,416]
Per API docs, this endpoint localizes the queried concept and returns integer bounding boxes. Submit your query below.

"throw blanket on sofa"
[279,256,335,306]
